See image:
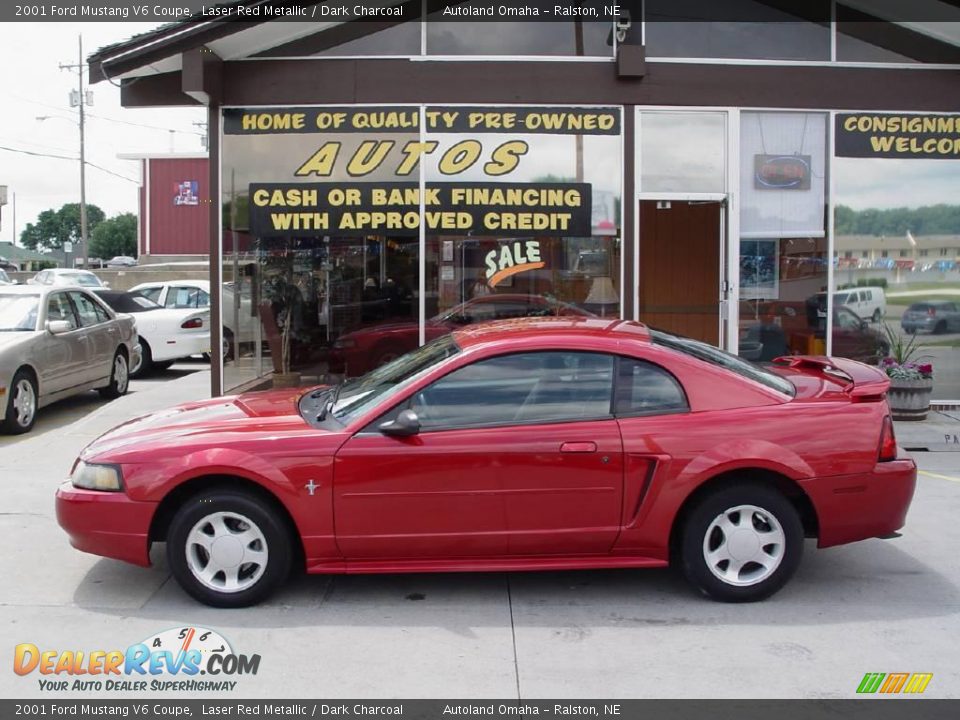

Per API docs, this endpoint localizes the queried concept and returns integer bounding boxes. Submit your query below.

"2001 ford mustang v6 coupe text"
[55,318,916,607]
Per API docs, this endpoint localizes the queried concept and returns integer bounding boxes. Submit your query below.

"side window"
[410,352,614,430]
[615,358,688,416]
[166,286,202,308]
[139,287,162,303]
[46,293,78,329]
[69,291,104,327]
[859,291,869,302]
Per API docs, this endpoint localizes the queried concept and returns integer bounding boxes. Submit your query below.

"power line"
[0,144,139,184]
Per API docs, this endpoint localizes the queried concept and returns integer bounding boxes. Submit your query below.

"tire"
[152,360,175,372]
[2,369,38,435]
[130,339,153,379]
[679,483,803,603]
[166,489,292,608]
[98,350,130,399]
[872,309,882,323]
[934,321,947,335]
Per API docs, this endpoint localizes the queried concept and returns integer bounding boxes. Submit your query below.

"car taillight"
[181,318,203,329]
[878,415,897,462]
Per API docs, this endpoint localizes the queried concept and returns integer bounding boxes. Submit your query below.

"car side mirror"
[47,320,72,335]
[379,409,421,437]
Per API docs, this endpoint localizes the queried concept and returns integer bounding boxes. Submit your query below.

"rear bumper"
[151,332,211,362]
[55,482,156,567]
[800,454,917,548]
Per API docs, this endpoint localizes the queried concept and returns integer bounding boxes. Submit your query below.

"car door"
[36,291,87,394]
[332,350,624,560]
[68,291,116,384]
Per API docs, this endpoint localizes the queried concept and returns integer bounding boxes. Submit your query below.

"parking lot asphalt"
[1,365,959,699]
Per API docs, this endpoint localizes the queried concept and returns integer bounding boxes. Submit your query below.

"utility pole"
[60,35,91,268]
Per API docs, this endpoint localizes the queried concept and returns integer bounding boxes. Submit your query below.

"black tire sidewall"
[681,484,804,603]
[2,370,37,434]
[131,340,153,378]
[166,490,292,608]
[99,350,129,398]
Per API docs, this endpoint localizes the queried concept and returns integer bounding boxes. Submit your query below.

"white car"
[129,279,253,358]
[106,256,137,268]
[95,290,210,376]
[28,269,106,289]
[0,269,12,285]
[814,287,887,323]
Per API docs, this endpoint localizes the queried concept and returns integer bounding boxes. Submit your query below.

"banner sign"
[248,182,592,237]
[835,114,960,159]
[224,107,620,135]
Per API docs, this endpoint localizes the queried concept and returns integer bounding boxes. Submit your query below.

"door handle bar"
[560,441,597,453]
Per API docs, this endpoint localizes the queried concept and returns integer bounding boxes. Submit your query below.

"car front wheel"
[2,370,38,434]
[166,490,292,608]
[680,484,803,602]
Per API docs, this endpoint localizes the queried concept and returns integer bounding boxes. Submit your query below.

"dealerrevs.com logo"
[13,627,260,693]
[857,672,933,695]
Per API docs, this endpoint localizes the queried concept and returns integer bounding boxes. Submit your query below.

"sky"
[0,22,206,246]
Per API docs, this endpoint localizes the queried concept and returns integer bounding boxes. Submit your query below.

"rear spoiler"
[772,355,890,400]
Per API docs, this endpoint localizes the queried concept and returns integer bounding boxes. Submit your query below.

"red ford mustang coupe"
[56,318,916,608]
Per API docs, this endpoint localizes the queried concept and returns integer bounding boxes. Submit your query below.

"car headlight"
[71,461,123,492]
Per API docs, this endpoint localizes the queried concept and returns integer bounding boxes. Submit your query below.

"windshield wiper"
[316,381,345,421]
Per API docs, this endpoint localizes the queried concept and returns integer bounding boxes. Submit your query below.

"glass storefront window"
[644,0,831,61]
[738,112,828,363]
[638,111,726,193]
[833,149,960,401]
[426,15,614,56]
[222,105,622,390]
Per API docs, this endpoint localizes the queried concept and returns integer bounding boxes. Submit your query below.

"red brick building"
[121,154,209,262]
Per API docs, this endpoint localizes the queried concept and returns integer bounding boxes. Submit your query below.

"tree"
[19,203,105,251]
[90,213,138,259]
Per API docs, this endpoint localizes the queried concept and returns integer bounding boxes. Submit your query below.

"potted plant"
[880,324,934,421]
[262,264,304,388]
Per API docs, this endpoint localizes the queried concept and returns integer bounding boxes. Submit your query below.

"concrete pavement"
[1,368,959,699]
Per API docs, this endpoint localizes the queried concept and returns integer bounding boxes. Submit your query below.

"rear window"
[907,303,933,312]
[651,330,796,397]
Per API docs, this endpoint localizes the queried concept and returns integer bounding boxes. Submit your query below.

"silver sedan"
[0,285,140,434]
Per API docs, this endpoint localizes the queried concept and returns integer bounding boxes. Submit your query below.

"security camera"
[615,12,632,44]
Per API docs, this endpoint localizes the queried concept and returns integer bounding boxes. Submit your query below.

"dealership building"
[89,1,960,397]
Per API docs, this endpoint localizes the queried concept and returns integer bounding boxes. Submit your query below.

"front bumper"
[55,482,156,567]
[800,453,917,548]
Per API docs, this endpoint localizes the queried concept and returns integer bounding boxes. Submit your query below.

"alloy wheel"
[185,511,269,594]
[13,378,36,428]
[702,504,786,587]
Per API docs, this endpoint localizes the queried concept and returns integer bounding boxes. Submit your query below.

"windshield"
[324,334,461,423]
[0,269,10,283]
[651,329,796,397]
[103,293,161,313]
[0,294,40,331]
[61,272,102,287]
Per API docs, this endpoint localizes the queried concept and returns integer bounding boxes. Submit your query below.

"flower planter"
[887,377,934,421]
[272,372,302,389]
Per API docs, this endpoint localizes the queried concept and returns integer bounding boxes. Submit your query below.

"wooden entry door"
[638,200,723,346]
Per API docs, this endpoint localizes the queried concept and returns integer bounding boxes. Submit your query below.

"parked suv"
[813,287,886,323]
[901,300,960,334]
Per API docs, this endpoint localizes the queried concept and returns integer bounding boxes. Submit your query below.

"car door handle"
[560,441,597,453]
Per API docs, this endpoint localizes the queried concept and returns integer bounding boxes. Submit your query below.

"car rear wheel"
[872,309,882,323]
[934,320,947,335]
[166,490,292,608]
[98,350,129,399]
[680,484,803,602]
[2,370,38,434]
[130,340,152,378]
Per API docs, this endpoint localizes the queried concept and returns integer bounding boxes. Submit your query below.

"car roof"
[451,317,651,349]
[912,299,954,306]
[0,283,90,295]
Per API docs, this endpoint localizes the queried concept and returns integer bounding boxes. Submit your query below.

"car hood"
[80,388,327,461]
[0,331,38,353]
